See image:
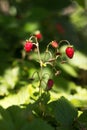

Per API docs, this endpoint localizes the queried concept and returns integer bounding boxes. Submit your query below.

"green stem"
[29,35,42,66]
[34,37,43,97]
[31,71,40,80]
[37,43,42,66]
[29,35,44,97]
[59,40,70,46]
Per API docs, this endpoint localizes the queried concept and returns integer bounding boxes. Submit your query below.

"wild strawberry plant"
[22,32,87,130]
[24,32,75,95]
[0,32,87,130]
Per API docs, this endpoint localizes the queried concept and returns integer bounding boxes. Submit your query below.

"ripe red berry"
[34,31,42,40]
[47,79,54,90]
[65,46,74,59]
[51,41,58,48]
[24,41,33,52]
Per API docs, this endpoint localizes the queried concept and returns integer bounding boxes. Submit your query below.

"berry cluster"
[24,39,74,59]
[24,31,74,93]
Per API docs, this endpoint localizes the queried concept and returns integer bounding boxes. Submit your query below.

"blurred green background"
[0,0,87,108]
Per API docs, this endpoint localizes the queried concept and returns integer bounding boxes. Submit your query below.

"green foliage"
[49,97,78,124]
[7,106,28,130]
[21,118,54,130]
[0,0,87,129]
[74,0,85,8]
[0,97,72,130]
[0,85,34,108]
[0,67,19,95]
[48,96,78,129]
[1,96,86,130]
[0,106,15,130]
[78,110,87,129]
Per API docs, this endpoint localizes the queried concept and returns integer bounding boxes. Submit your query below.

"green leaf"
[7,106,27,130]
[74,0,85,8]
[59,63,78,77]
[0,85,33,108]
[0,67,19,96]
[48,96,78,126]
[0,106,15,130]
[69,51,87,70]
[21,118,54,130]
[57,126,73,130]
[78,110,87,128]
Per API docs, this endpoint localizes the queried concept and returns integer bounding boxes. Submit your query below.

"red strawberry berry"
[65,46,74,59]
[47,79,54,90]
[34,31,42,40]
[51,41,58,48]
[24,41,33,52]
